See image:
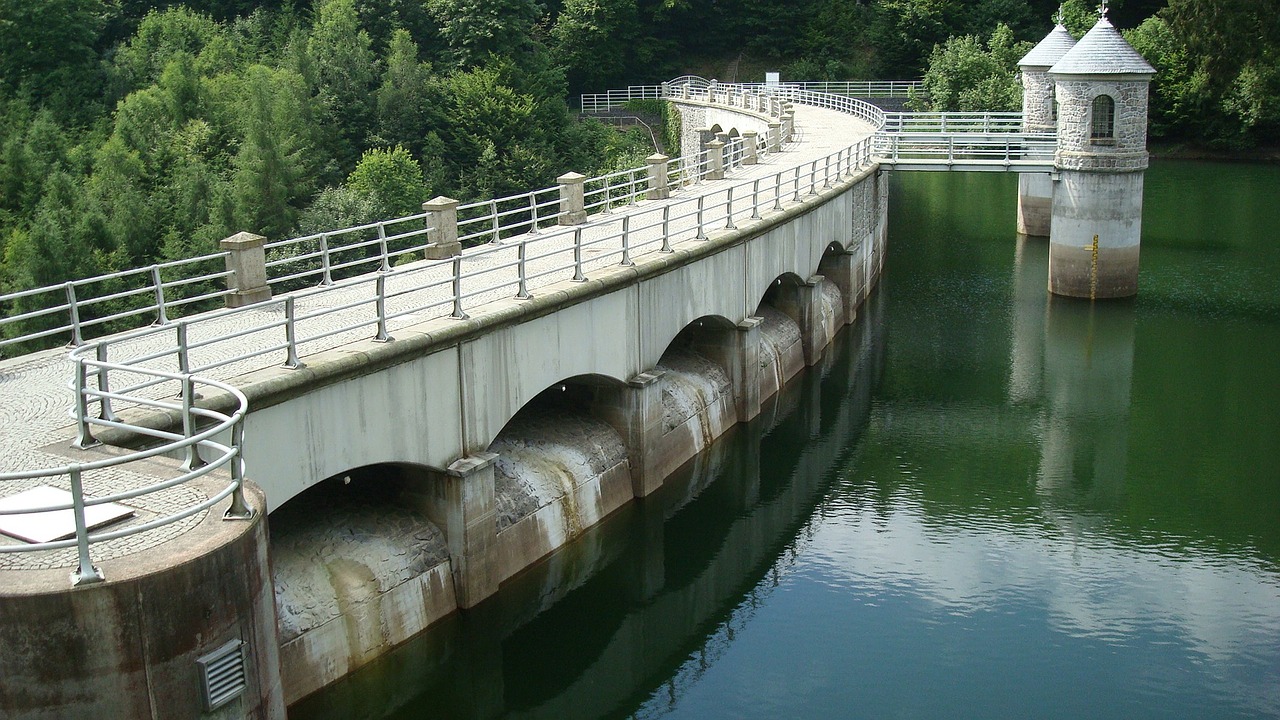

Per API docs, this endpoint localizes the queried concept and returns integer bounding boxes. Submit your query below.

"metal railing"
[581,78,922,113]
[881,111,1027,134]
[0,352,253,586]
[874,133,1057,167]
[0,253,234,357]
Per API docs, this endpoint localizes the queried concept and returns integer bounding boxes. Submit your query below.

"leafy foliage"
[910,24,1030,112]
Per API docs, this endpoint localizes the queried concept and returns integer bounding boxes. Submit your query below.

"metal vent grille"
[197,639,247,712]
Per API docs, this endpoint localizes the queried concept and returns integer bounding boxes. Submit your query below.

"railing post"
[68,464,105,586]
[572,227,586,281]
[374,273,392,343]
[224,421,254,521]
[774,172,784,210]
[283,296,301,369]
[557,172,588,225]
[696,195,707,240]
[725,186,737,230]
[620,215,633,266]
[742,131,759,165]
[180,375,205,471]
[72,359,97,449]
[646,154,670,200]
[423,196,462,259]
[318,234,334,286]
[516,241,531,299]
[660,205,673,252]
[528,191,540,234]
[65,282,84,348]
[751,179,762,219]
[377,223,391,272]
[451,255,468,319]
[95,343,116,423]
[706,140,725,180]
[489,199,500,242]
[149,265,168,325]
[220,232,271,308]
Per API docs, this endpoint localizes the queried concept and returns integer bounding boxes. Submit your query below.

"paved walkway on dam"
[0,102,876,571]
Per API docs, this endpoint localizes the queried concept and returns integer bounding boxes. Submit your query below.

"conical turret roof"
[1050,16,1154,75]
[1019,24,1077,68]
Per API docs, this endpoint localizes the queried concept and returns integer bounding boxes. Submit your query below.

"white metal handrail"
[881,112,1029,134]
[0,253,234,356]
[874,133,1057,166]
[0,358,252,586]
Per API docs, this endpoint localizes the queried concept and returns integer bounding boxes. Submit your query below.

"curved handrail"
[0,354,252,587]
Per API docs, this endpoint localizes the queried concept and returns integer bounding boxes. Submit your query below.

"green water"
[291,161,1280,720]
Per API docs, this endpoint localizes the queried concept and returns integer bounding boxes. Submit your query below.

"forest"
[0,0,1274,324]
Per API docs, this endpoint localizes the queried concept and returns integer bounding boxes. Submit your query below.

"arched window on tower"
[1091,95,1115,142]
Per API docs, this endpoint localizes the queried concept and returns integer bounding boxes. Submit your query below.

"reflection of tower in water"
[1038,293,1135,514]
[1008,235,1136,519]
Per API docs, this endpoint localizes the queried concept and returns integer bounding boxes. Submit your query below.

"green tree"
[228,65,317,240]
[307,0,378,172]
[111,7,222,95]
[910,24,1030,112]
[346,146,427,219]
[426,0,543,68]
[552,0,640,93]
[374,30,435,158]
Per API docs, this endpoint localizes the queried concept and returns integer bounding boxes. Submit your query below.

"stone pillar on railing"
[767,121,782,152]
[557,172,588,225]
[706,140,725,180]
[661,81,670,98]
[221,232,271,308]
[646,154,670,200]
[782,108,795,142]
[742,131,759,165]
[715,131,731,147]
[423,196,462,259]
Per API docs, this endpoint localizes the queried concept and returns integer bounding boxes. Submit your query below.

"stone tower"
[1016,23,1076,237]
[1047,12,1155,298]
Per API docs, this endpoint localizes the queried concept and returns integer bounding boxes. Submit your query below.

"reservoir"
[290,160,1280,719]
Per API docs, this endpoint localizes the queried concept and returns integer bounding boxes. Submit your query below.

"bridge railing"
[581,78,922,113]
[881,111,1027,134]
[874,133,1058,166]
[0,252,234,357]
[0,354,252,586]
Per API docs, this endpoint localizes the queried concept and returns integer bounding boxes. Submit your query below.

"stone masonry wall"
[1021,69,1056,132]
[1053,78,1150,171]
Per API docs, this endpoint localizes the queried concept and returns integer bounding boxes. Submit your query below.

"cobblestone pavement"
[0,104,874,572]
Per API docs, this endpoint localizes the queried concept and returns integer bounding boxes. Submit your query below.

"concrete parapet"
[422,196,462,259]
[557,172,588,226]
[221,232,272,308]
[646,154,671,200]
[0,482,283,720]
